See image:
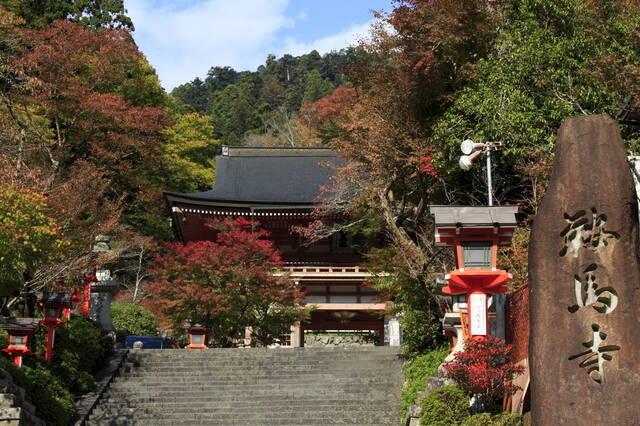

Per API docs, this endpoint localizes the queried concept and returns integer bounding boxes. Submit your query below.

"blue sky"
[125,0,393,90]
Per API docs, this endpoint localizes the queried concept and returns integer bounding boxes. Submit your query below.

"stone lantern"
[37,292,71,363]
[86,235,119,331]
[430,206,518,340]
[0,318,39,367]
[184,320,210,349]
[90,269,119,331]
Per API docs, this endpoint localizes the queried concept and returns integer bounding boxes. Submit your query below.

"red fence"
[506,284,529,362]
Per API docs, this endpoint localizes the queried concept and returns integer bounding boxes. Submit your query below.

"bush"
[36,316,113,396]
[462,413,523,425]
[111,302,158,336]
[0,329,7,349]
[401,345,449,414]
[0,357,75,425]
[419,385,469,426]
[400,308,443,356]
[444,337,525,410]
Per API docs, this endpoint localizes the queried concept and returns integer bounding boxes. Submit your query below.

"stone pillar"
[89,278,118,331]
[243,326,252,347]
[290,323,301,348]
[529,114,640,424]
[387,316,401,347]
[444,323,465,363]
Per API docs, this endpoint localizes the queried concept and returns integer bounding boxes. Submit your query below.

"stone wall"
[304,333,378,347]
[0,368,45,426]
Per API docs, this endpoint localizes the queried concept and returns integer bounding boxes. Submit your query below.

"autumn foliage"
[150,217,309,346]
[444,337,525,400]
[0,184,65,296]
[300,86,357,131]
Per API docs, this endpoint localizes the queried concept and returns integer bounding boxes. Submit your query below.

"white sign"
[96,269,111,281]
[469,293,487,336]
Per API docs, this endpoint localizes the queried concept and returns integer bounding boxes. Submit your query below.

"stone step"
[127,356,402,367]
[103,390,399,400]
[88,415,400,426]
[88,347,403,424]
[106,383,400,392]
[89,401,400,409]
[98,390,401,399]
[91,420,398,426]
[113,373,401,381]
[121,363,401,370]
[89,412,400,421]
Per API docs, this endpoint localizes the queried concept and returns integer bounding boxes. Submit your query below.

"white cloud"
[127,0,291,90]
[277,21,373,57]
[125,0,374,91]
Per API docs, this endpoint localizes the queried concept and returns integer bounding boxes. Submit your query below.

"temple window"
[332,231,353,252]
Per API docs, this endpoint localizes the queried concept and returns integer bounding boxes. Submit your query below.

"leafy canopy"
[150,217,310,346]
[0,184,64,296]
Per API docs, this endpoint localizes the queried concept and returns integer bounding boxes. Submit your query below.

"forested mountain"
[171,49,363,146]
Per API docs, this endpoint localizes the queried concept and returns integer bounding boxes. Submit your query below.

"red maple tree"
[150,217,310,346]
[444,337,525,404]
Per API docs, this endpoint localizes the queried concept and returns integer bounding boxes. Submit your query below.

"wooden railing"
[281,264,369,274]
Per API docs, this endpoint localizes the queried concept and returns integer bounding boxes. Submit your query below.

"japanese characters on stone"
[562,208,621,384]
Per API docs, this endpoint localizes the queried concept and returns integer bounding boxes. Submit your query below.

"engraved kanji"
[559,208,619,257]
[568,324,620,384]
[568,264,618,314]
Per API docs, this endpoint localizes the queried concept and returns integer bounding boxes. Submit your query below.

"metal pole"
[486,148,493,206]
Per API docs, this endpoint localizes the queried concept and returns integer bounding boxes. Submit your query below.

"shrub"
[111,302,158,336]
[0,357,75,425]
[48,316,113,396]
[444,337,525,406]
[400,308,443,357]
[0,329,7,349]
[401,345,449,414]
[462,412,523,425]
[419,385,469,426]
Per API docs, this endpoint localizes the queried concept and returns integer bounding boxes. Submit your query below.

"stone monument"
[89,235,118,331]
[529,114,640,424]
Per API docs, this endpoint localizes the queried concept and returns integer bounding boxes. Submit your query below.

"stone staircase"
[0,367,45,426]
[87,347,403,425]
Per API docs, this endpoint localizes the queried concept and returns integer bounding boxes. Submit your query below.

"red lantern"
[430,206,518,339]
[37,292,72,363]
[1,318,39,367]
[184,320,210,349]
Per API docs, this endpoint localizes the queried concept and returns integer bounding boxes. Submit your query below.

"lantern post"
[430,206,518,342]
[37,292,72,363]
[0,318,39,367]
[184,320,210,349]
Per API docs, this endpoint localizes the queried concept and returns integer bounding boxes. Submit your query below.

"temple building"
[164,146,399,347]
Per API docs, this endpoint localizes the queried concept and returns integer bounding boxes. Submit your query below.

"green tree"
[0,185,63,303]
[171,77,210,113]
[431,0,640,208]
[210,80,261,145]
[111,302,158,336]
[6,0,133,29]
[161,111,220,192]
[302,69,335,104]
[205,65,239,92]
